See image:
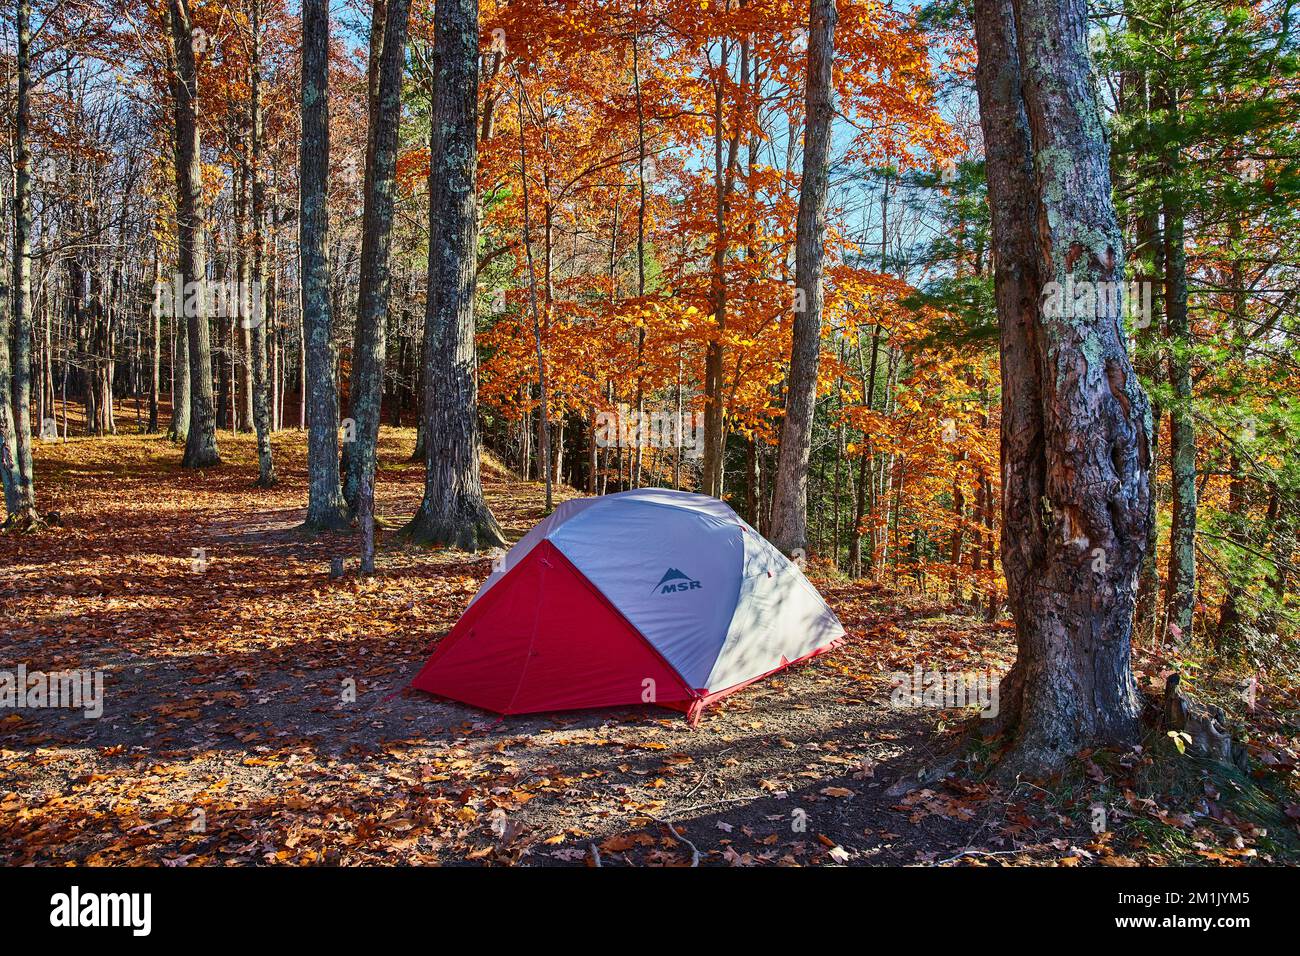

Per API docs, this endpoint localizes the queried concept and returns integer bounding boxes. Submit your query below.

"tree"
[517,73,553,514]
[168,308,191,443]
[700,24,746,501]
[768,0,837,554]
[973,0,1153,773]
[248,0,276,487]
[299,0,348,529]
[168,0,220,469]
[402,0,504,549]
[343,0,412,511]
[0,244,17,518]
[6,0,41,527]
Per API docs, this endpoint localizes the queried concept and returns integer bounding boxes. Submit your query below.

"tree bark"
[237,162,254,432]
[343,0,412,510]
[1214,221,1249,651]
[0,233,18,517]
[518,78,553,513]
[1162,148,1196,640]
[249,0,276,486]
[974,0,1152,774]
[401,0,504,549]
[299,0,347,528]
[147,251,161,433]
[169,306,190,442]
[768,0,836,554]
[7,0,40,524]
[169,0,220,469]
[701,32,745,499]
[1131,203,1163,645]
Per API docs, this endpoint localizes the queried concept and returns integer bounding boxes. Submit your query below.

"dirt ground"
[2,427,1295,866]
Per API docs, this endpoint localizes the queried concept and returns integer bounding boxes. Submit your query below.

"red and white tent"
[411,489,845,722]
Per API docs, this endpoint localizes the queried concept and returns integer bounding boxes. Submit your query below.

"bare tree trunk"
[169,305,190,441]
[249,0,276,486]
[402,0,504,549]
[517,77,553,513]
[237,162,254,432]
[169,0,220,469]
[0,238,18,517]
[768,0,836,554]
[343,0,412,510]
[1162,119,1196,640]
[359,475,375,574]
[1214,222,1249,651]
[299,0,347,528]
[701,30,746,499]
[270,176,283,433]
[147,250,161,433]
[974,0,1152,774]
[631,21,648,489]
[847,327,880,576]
[6,0,39,524]
[1132,199,1163,644]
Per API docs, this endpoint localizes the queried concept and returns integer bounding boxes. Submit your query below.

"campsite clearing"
[1,429,1292,866]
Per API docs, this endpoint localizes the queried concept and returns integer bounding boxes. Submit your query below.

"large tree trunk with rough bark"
[401,0,504,550]
[769,0,836,555]
[343,0,411,511]
[974,0,1153,775]
[299,0,348,529]
[169,0,220,470]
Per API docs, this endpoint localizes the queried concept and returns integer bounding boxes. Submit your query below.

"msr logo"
[653,568,701,594]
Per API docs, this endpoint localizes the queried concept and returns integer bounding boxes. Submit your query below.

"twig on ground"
[662,795,753,819]
[648,816,701,866]
[935,848,1023,866]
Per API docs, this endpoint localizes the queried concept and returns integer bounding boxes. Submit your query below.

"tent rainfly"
[411,489,846,722]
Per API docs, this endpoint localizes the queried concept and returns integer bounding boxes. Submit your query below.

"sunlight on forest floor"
[1,428,1296,865]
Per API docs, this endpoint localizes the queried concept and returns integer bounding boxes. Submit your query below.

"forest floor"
[2,425,1298,866]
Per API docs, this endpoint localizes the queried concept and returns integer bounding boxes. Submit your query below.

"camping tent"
[411,489,846,722]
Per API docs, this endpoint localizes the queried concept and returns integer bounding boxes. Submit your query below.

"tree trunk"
[169,306,190,442]
[847,327,880,576]
[343,0,412,510]
[148,251,161,433]
[299,0,347,528]
[249,0,276,486]
[237,164,254,433]
[401,0,504,549]
[974,0,1152,774]
[0,237,18,517]
[701,34,746,499]
[7,0,39,524]
[1132,205,1163,644]
[517,77,553,513]
[1162,154,1196,641]
[768,0,836,555]
[169,0,220,469]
